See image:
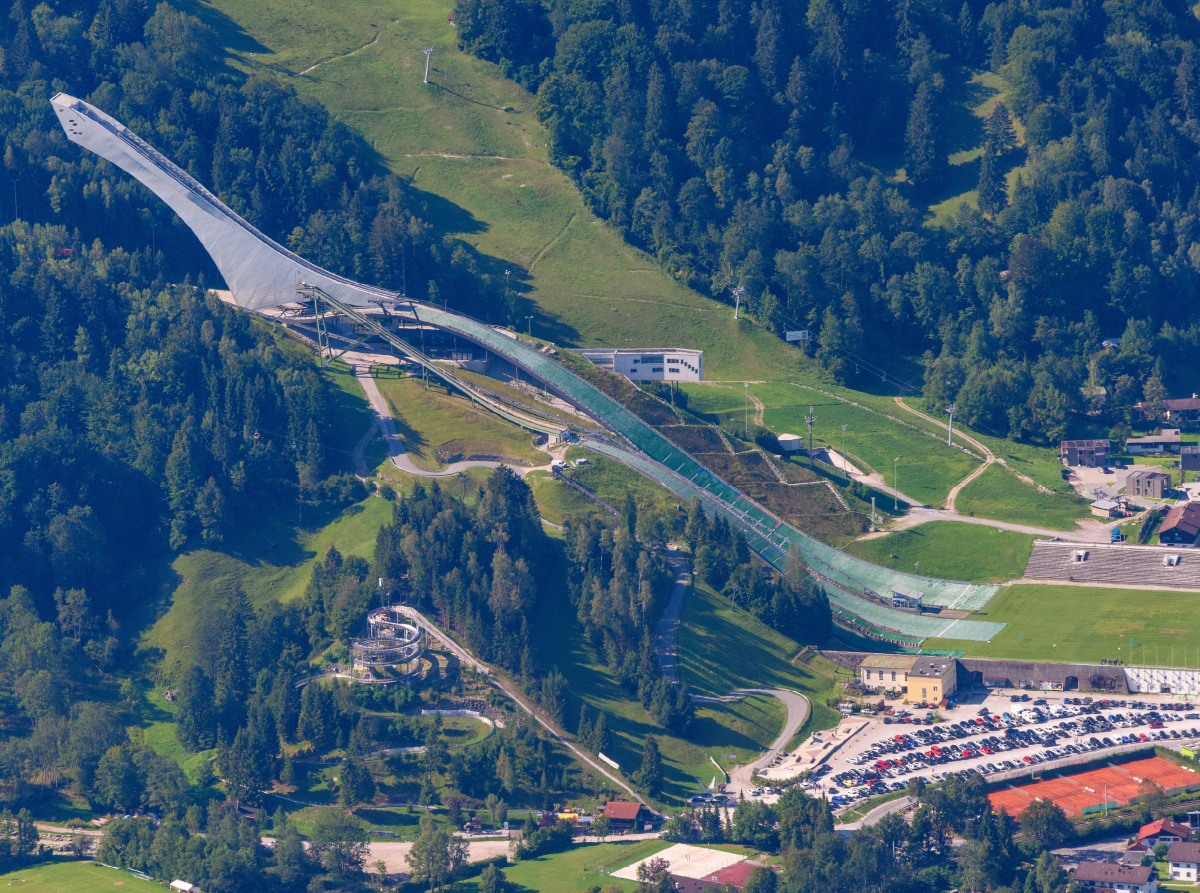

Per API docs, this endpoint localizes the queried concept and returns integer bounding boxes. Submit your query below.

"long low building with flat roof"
[579,348,703,382]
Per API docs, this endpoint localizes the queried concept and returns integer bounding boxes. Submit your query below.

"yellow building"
[859,654,958,703]
[907,656,957,704]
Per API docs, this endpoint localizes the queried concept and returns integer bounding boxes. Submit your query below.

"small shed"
[171,882,200,893]
[1090,499,1120,518]
[777,433,802,453]
[890,585,924,610]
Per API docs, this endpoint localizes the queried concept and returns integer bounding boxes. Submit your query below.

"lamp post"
[423,47,434,83]
[524,315,533,337]
[841,424,848,473]
[894,457,900,511]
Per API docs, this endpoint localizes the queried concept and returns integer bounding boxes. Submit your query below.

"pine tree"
[340,754,376,806]
[577,703,594,751]
[977,140,1006,216]
[592,712,610,754]
[904,81,942,188]
[985,101,1018,153]
[636,736,663,796]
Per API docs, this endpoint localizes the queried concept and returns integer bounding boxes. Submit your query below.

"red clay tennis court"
[988,757,1200,817]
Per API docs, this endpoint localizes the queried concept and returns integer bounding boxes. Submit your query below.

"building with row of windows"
[579,348,704,382]
[858,655,958,703]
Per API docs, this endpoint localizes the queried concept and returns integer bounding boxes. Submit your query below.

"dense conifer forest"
[455,0,1200,441]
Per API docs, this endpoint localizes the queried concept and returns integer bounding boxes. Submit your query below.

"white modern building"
[579,349,703,382]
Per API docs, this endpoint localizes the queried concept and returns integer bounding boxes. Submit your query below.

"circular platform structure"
[350,607,424,683]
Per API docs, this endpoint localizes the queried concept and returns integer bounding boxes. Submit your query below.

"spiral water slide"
[50,92,1004,642]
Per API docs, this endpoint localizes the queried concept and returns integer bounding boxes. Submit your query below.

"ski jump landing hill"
[50,92,1004,644]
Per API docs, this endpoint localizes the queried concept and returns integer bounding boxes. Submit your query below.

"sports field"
[926,583,1200,663]
[989,756,1198,817]
[0,861,161,892]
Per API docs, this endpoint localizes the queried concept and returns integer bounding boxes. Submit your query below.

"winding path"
[353,366,552,478]
[693,688,811,796]
[653,550,810,796]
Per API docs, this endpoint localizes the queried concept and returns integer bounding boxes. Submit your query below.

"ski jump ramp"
[50,92,1003,643]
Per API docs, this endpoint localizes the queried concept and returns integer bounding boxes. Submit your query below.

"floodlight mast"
[731,285,745,319]
[806,406,816,469]
[945,403,957,446]
[423,47,434,83]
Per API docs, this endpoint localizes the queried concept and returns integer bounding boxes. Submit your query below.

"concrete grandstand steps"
[1025,541,1200,589]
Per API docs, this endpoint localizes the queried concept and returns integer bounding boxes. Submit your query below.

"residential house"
[1159,504,1200,547]
[1168,841,1200,883]
[1135,396,1200,425]
[858,654,919,693]
[1072,861,1157,893]
[1062,440,1111,468]
[603,800,649,832]
[1131,818,1191,852]
[1126,430,1183,455]
[1126,470,1172,500]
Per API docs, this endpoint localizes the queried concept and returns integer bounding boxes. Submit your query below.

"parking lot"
[801,690,1200,813]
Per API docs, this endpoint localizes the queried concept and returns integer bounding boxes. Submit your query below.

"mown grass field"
[526,470,613,530]
[844,522,1038,583]
[955,464,1091,530]
[927,584,1200,665]
[456,839,672,893]
[749,382,980,507]
[374,376,547,470]
[0,861,161,892]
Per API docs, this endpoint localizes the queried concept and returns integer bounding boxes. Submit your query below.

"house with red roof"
[1129,818,1191,853]
[603,800,648,832]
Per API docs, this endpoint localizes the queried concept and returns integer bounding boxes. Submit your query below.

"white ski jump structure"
[49,92,1006,644]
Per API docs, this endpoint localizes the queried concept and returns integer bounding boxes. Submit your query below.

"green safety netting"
[417,306,1005,643]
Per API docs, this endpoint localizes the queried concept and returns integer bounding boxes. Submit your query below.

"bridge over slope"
[50,92,1002,642]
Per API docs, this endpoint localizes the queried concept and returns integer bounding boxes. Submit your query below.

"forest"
[454,0,1200,441]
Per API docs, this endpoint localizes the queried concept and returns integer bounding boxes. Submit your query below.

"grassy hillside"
[927,583,1200,665]
[374,375,548,470]
[187,0,806,381]
[956,464,1091,530]
[750,382,980,507]
[137,497,395,674]
[843,522,1038,584]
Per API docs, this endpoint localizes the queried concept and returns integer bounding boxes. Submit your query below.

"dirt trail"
[297,29,381,76]
[696,381,763,426]
[891,396,994,511]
